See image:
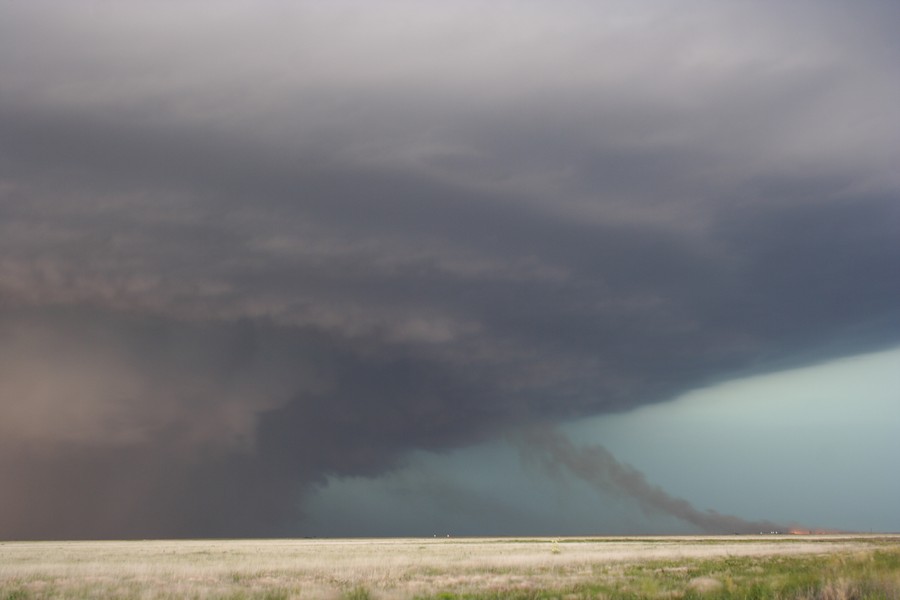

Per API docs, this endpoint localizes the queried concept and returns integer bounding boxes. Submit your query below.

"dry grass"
[1,535,897,599]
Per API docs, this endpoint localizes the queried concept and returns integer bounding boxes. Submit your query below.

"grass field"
[1,535,898,599]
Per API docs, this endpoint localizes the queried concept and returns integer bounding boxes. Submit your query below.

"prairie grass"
[0,536,897,599]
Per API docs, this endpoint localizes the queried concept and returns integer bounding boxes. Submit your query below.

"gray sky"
[1,0,898,539]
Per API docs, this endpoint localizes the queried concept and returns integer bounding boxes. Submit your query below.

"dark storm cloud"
[517,428,786,534]
[1,1,898,537]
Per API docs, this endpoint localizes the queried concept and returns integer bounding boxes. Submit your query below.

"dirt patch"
[688,576,723,593]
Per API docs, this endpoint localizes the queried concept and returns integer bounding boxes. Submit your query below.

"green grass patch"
[344,585,373,600]
[419,548,900,600]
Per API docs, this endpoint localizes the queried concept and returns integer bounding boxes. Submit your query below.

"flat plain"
[1,535,898,599]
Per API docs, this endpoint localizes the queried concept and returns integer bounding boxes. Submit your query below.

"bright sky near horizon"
[1,1,898,539]
[304,346,900,535]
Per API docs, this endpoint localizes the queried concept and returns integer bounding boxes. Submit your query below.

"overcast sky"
[1,1,898,539]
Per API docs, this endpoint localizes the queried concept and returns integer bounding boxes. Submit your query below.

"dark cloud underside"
[0,1,898,537]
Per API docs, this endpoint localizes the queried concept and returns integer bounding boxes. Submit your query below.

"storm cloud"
[516,428,786,534]
[1,1,898,538]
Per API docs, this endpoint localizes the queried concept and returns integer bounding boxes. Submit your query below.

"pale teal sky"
[304,346,900,535]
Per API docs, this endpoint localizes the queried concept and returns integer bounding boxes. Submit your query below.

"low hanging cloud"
[1,1,899,538]
[517,428,786,534]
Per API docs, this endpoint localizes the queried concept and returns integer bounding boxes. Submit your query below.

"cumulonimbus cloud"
[1,0,899,538]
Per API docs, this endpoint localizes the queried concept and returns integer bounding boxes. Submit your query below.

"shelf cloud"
[1,1,898,538]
